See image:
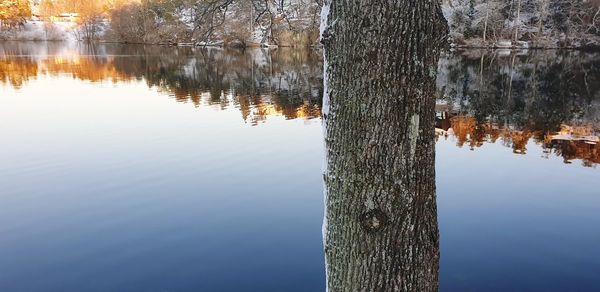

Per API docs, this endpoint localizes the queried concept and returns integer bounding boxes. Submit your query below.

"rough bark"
[320,1,447,291]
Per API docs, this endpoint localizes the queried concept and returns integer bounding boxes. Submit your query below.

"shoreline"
[2,38,600,52]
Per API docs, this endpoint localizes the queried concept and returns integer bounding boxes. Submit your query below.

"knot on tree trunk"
[359,208,388,232]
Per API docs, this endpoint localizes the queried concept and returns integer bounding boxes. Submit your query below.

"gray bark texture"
[320,1,448,291]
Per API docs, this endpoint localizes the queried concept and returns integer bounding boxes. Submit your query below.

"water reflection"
[436,113,600,166]
[2,42,600,291]
[1,43,599,165]
[437,49,600,167]
[0,42,323,125]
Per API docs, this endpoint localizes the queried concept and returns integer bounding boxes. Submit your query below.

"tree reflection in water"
[0,42,323,125]
[1,43,598,165]
[436,49,600,167]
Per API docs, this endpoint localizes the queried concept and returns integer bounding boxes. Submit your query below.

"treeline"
[2,0,600,47]
[107,0,321,47]
[443,0,600,48]
[31,0,321,46]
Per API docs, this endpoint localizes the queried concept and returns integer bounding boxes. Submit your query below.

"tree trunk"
[483,5,490,43]
[320,1,447,291]
[537,0,547,41]
[514,0,522,42]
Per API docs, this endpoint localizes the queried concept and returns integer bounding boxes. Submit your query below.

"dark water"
[1,42,599,291]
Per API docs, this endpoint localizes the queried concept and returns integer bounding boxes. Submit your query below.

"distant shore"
[2,23,599,51]
[2,39,599,52]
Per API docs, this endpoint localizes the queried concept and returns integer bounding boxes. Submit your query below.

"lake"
[1,42,599,291]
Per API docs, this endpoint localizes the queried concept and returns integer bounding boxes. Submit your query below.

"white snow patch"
[319,1,332,290]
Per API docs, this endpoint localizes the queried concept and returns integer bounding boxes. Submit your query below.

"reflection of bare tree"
[107,45,324,123]
[544,125,600,166]
[437,49,600,166]
[0,56,38,89]
[2,42,599,165]
[436,113,600,166]
[0,42,323,124]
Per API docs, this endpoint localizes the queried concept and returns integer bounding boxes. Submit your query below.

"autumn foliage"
[0,0,32,28]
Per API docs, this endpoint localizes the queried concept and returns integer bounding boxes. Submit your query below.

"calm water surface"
[1,42,599,291]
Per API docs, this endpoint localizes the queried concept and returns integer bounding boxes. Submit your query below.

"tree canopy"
[0,0,32,28]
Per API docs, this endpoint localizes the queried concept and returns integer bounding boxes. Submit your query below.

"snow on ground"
[1,21,77,42]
